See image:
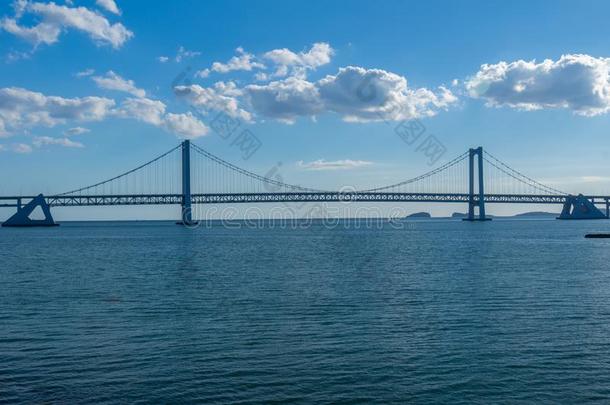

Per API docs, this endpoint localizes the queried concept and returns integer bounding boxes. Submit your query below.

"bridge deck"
[1,193,609,208]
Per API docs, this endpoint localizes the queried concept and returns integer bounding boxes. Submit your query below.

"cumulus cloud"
[175,46,201,63]
[254,72,269,81]
[156,47,200,64]
[174,81,252,122]
[33,135,84,148]
[75,68,95,78]
[466,54,610,116]
[92,71,146,98]
[95,0,120,15]
[0,87,208,140]
[115,97,165,126]
[64,126,90,136]
[196,69,210,78]
[194,43,331,80]
[245,66,457,123]
[6,49,33,62]
[13,143,33,153]
[297,159,373,171]
[0,87,115,134]
[163,112,209,139]
[170,42,454,125]
[580,176,610,183]
[1,1,133,49]
[0,17,61,46]
[199,47,265,77]
[318,66,457,122]
[0,143,33,153]
[115,97,209,139]
[263,42,334,77]
[246,77,322,123]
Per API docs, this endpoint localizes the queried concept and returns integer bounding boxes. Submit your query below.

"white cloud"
[115,97,165,126]
[95,0,120,15]
[14,143,32,153]
[195,69,210,78]
[174,82,252,122]
[64,126,90,136]
[580,176,610,183]
[33,135,84,148]
[157,47,201,63]
[194,43,331,80]
[297,159,373,171]
[245,77,322,124]
[175,46,201,63]
[0,17,61,46]
[0,142,31,153]
[13,0,29,16]
[1,1,133,49]
[6,49,33,62]
[0,143,32,153]
[177,63,458,125]
[0,87,115,135]
[0,119,7,137]
[75,68,95,78]
[263,42,334,78]
[92,71,146,98]
[245,66,457,123]
[116,97,209,139]
[164,112,209,139]
[208,46,265,74]
[0,87,207,140]
[466,54,610,116]
[318,66,457,122]
[254,72,268,81]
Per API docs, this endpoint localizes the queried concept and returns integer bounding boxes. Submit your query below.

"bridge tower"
[178,140,197,226]
[464,147,490,221]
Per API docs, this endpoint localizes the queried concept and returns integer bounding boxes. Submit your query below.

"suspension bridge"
[1,141,609,226]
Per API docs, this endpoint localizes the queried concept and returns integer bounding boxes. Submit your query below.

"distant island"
[451,212,497,218]
[449,211,557,218]
[512,211,558,217]
[405,212,431,218]
[400,211,560,220]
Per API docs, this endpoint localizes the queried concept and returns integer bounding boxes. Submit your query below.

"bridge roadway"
[1,192,609,208]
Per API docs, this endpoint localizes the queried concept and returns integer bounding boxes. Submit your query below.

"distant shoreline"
[7,214,568,225]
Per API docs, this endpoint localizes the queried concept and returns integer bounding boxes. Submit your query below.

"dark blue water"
[2,219,610,404]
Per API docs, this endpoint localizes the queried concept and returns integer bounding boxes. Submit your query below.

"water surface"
[2,219,610,404]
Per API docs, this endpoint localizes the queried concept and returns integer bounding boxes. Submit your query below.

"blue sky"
[1,0,610,219]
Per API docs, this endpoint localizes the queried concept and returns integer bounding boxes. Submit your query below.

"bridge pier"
[2,194,58,227]
[463,147,491,222]
[176,140,198,226]
[557,194,607,220]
